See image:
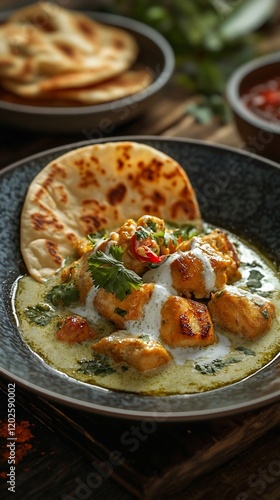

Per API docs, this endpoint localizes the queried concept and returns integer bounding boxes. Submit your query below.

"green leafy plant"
[112,0,278,122]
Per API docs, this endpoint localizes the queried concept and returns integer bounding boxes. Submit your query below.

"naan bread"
[0,2,139,102]
[2,68,152,104]
[20,142,201,282]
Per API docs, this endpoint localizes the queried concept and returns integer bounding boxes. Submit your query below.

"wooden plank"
[1,380,279,500]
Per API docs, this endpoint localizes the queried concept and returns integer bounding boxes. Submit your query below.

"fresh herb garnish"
[245,260,259,268]
[135,225,165,246]
[165,222,199,246]
[45,282,79,306]
[138,334,150,342]
[146,219,157,232]
[87,229,108,246]
[235,346,256,356]
[246,269,264,289]
[195,357,241,375]
[261,309,270,319]
[114,307,128,317]
[24,303,56,326]
[109,244,123,261]
[135,227,150,240]
[88,249,143,301]
[173,224,199,241]
[77,355,116,377]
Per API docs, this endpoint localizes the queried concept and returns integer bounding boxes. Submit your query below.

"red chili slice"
[130,235,165,264]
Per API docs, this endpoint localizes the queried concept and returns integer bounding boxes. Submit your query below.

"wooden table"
[1,22,280,500]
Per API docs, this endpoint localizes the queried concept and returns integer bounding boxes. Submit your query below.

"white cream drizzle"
[165,332,230,365]
[69,231,278,368]
[142,253,178,294]
[124,284,170,340]
[189,239,216,294]
[93,232,119,254]
[222,284,269,305]
[70,285,102,323]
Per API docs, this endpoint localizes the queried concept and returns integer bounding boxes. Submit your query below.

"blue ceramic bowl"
[0,137,279,420]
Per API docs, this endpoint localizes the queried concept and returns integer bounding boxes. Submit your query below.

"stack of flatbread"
[0,2,152,105]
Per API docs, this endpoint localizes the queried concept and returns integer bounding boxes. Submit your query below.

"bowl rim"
[226,51,280,134]
[0,10,175,116]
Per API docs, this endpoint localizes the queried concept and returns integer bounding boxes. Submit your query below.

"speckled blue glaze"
[0,137,279,420]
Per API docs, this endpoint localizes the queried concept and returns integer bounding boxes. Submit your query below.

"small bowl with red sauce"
[226,52,280,162]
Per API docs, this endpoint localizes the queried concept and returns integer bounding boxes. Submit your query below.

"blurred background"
[1,0,280,125]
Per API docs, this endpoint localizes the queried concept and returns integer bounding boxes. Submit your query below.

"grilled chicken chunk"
[56,315,96,343]
[200,229,241,283]
[171,238,232,299]
[92,331,171,372]
[208,286,276,339]
[100,218,148,275]
[93,283,155,329]
[161,296,215,347]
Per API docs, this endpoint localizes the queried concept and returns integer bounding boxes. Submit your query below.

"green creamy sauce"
[13,228,280,396]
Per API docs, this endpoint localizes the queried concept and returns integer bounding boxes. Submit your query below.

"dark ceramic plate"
[0,137,279,421]
[0,11,174,133]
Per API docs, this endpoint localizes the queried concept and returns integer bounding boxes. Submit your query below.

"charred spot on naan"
[107,183,127,205]
[80,213,107,234]
[76,18,96,38]
[31,212,64,232]
[45,240,63,265]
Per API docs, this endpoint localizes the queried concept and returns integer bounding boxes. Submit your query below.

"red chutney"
[242,77,280,122]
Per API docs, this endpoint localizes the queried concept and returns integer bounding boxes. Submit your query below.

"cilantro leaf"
[24,303,56,326]
[45,282,79,306]
[195,357,241,375]
[87,229,108,246]
[235,346,256,356]
[246,269,264,289]
[77,355,116,377]
[135,227,150,240]
[146,219,157,231]
[88,250,143,301]
[114,307,128,317]
[173,224,199,241]
[109,245,123,261]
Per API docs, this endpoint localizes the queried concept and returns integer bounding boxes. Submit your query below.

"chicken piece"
[200,229,241,283]
[92,331,171,372]
[75,237,93,257]
[93,283,155,329]
[161,296,215,347]
[115,215,175,274]
[171,238,232,298]
[117,219,148,275]
[92,219,149,276]
[137,215,165,232]
[136,215,178,255]
[61,250,93,303]
[208,285,276,339]
[56,315,96,343]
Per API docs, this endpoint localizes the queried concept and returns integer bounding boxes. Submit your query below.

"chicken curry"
[14,215,280,395]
